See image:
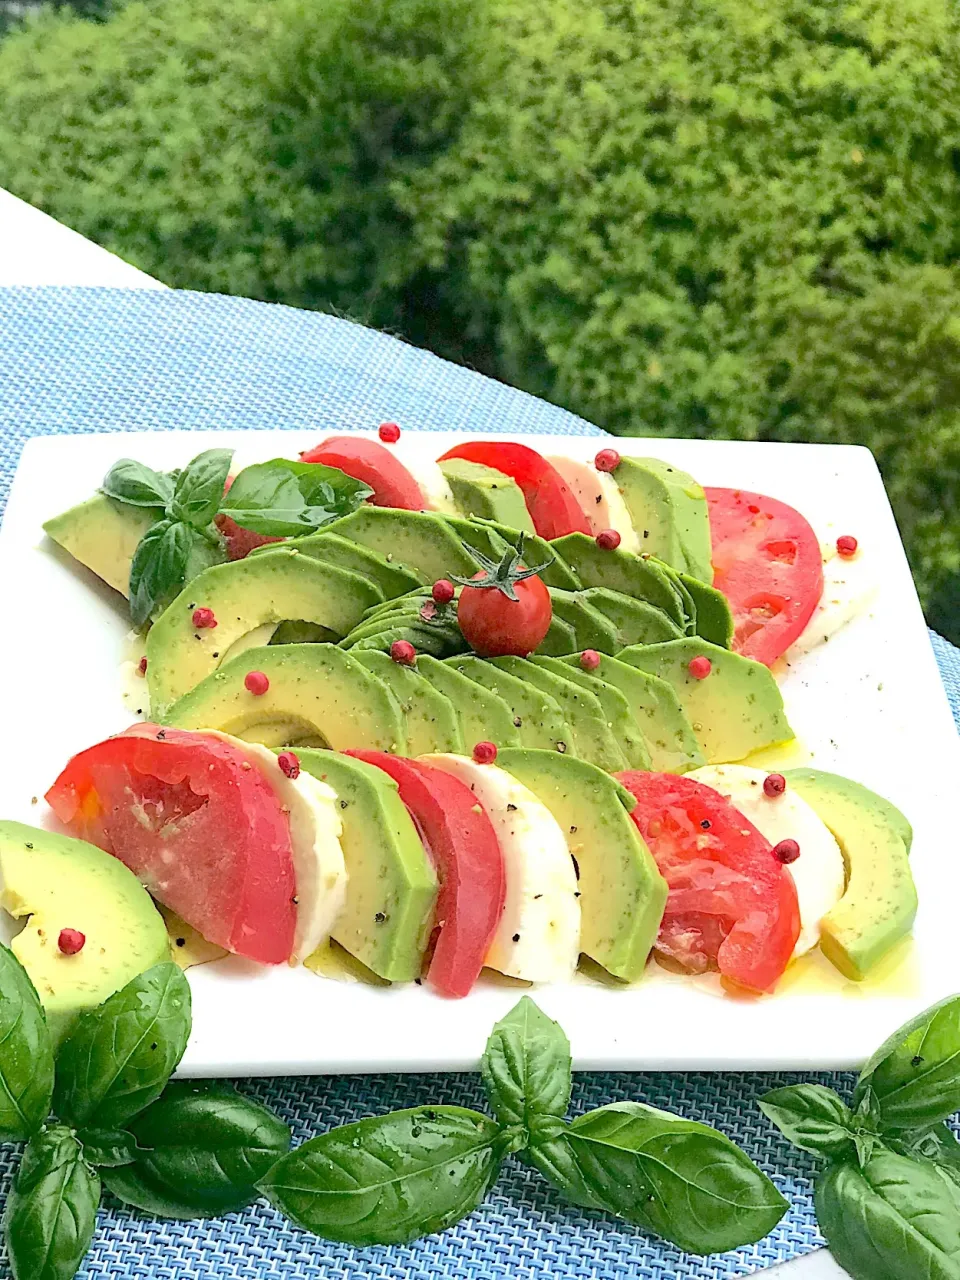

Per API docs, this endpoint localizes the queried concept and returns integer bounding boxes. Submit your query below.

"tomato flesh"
[616,770,800,992]
[301,436,424,510]
[348,750,505,998]
[46,724,297,964]
[705,487,823,666]
[437,441,590,539]
[214,512,284,560]
[457,571,552,657]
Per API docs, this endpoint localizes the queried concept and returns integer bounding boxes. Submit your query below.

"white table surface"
[0,185,846,1280]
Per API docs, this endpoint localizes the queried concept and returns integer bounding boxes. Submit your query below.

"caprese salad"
[0,429,912,1038]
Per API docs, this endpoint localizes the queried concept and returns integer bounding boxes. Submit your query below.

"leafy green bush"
[2,0,960,639]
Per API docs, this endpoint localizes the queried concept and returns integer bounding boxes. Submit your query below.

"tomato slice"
[437,441,590,539]
[705,487,823,666]
[214,512,284,560]
[46,724,297,964]
[616,770,800,992]
[348,750,505,998]
[300,436,424,510]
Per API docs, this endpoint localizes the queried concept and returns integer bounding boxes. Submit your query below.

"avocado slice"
[784,769,918,979]
[349,622,469,660]
[497,751,667,982]
[446,655,574,753]
[614,456,713,583]
[443,514,513,564]
[533,657,652,770]
[551,533,687,627]
[619,638,793,763]
[415,655,522,750]
[0,821,171,1044]
[677,572,734,648]
[535,612,579,657]
[295,751,437,982]
[490,657,628,772]
[549,589,620,654]
[44,494,157,597]
[275,531,422,599]
[270,621,339,644]
[352,650,464,754]
[341,605,463,649]
[672,574,699,637]
[558,652,704,773]
[323,506,481,584]
[580,587,684,648]
[164,643,407,752]
[440,458,536,533]
[471,519,582,590]
[146,549,381,716]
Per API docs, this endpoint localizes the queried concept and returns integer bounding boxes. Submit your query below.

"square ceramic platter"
[1,430,958,1077]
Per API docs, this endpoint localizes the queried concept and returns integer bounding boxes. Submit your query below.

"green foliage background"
[1,0,959,640]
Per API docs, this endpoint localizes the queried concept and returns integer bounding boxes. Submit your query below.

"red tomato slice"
[437,441,590,539]
[347,751,505,998]
[705,487,824,666]
[616,770,800,992]
[46,724,297,964]
[214,512,284,560]
[300,436,424,510]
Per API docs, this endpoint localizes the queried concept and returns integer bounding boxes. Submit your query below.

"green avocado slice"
[550,533,687,626]
[439,458,536,533]
[146,549,381,716]
[580,587,684,648]
[619,638,792,763]
[558,652,703,773]
[445,655,574,753]
[352,651,463,754]
[549,589,620,654]
[535,613,579,656]
[295,751,437,982]
[613,456,713,583]
[272,531,422,599]
[496,750,666,982]
[323,506,481,584]
[490,657,628,772]
[348,623,468,660]
[44,494,158,597]
[533,657,652,770]
[414,655,521,750]
[784,768,917,980]
[677,572,734,648]
[0,821,171,1044]
[164,643,407,753]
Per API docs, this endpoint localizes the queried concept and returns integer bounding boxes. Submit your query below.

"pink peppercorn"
[596,529,621,551]
[473,741,498,764]
[244,671,270,695]
[688,656,712,680]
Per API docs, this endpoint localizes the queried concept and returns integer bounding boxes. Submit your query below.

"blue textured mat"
[0,286,956,1279]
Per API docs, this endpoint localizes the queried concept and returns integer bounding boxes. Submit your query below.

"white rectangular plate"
[1,430,957,1076]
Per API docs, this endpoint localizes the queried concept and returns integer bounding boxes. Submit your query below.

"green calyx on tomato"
[450,534,552,603]
[451,536,555,658]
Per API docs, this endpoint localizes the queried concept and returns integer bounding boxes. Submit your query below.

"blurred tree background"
[1,0,958,641]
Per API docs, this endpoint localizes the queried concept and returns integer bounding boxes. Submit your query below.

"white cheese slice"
[402,457,458,514]
[786,541,878,661]
[690,763,845,958]
[422,753,580,982]
[207,733,347,962]
[547,455,641,551]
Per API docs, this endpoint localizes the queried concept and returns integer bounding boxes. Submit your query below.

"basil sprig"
[760,994,960,1280]
[103,449,373,626]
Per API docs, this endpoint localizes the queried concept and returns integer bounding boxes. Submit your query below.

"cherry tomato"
[437,441,590,539]
[458,569,552,657]
[348,750,506,998]
[617,770,800,992]
[301,435,424,509]
[705,487,824,666]
[46,725,297,964]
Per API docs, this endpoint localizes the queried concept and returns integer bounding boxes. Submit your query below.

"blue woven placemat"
[0,286,957,1279]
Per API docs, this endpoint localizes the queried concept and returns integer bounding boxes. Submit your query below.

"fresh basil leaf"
[481,997,571,1142]
[855,994,960,1131]
[759,1084,858,1160]
[815,1151,960,1280]
[169,449,233,529]
[0,944,55,1142]
[5,1125,101,1280]
[258,1105,502,1245]
[565,1101,788,1254]
[101,1081,290,1219]
[77,1128,141,1169]
[53,963,191,1131]
[102,458,175,509]
[128,519,195,627]
[525,1124,605,1211]
[220,458,372,536]
[893,1122,960,1183]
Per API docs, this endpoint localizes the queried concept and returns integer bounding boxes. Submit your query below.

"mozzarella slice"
[422,753,580,982]
[547,456,640,551]
[786,541,878,661]
[690,764,845,958]
[401,456,458,514]
[208,733,347,962]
